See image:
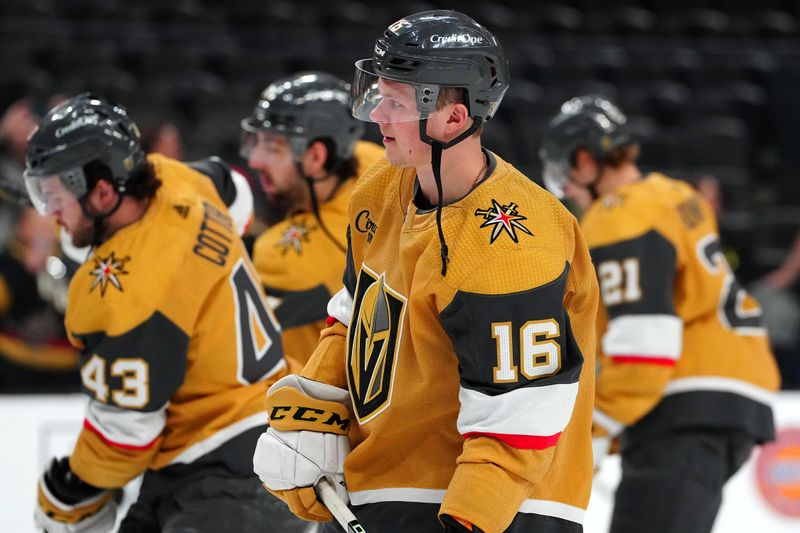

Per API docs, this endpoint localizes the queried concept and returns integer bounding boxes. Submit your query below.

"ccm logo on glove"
[268,386,351,435]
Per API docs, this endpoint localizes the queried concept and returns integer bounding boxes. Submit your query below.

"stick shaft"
[315,478,366,533]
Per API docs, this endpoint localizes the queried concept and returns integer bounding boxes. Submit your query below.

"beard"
[68,218,97,248]
[266,181,308,213]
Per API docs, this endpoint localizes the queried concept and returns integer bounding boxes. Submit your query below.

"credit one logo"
[355,210,377,243]
[55,114,99,138]
[430,33,484,45]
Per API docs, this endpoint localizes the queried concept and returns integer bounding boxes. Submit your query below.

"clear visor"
[239,130,257,159]
[541,159,571,199]
[239,116,262,159]
[351,59,431,124]
[23,168,85,215]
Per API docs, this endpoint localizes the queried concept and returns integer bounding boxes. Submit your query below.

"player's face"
[38,176,94,247]
[247,131,305,206]
[563,181,594,211]
[369,79,431,168]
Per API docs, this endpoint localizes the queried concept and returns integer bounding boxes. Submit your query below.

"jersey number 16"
[492,319,562,383]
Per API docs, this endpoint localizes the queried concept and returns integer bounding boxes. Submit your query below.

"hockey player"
[540,95,780,533]
[26,94,306,532]
[253,11,599,533]
[241,72,383,365]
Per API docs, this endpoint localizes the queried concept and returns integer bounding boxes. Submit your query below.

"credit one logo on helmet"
[430,34,484,45]
[55,114,100,138]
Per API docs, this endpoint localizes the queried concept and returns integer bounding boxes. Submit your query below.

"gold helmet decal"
[348,266,407,423]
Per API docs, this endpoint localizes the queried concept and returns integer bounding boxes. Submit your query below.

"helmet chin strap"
[418,117,483,276]
[293,160,346,254]
[79,183,126,248]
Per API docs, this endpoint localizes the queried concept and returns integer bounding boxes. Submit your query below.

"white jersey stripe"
[664,376,777,406]
[169,411,267,465]
[603,314,683,359]
[593,408,625,437]
[350,488,446,506]
[228,169,254,236]
[518,499,586,524]
[349,488,585,524]
[86,399,166,447]
[327,287,354,326]
[457,382,579,439]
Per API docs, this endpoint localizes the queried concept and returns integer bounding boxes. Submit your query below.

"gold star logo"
[89,252,130,296]
[277,220,315,255]
[474,200,534,244]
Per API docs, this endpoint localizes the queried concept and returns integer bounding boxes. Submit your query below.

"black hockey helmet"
[241,71,364,161]
[351,9,509,127]
[539,94,633,198]
[24,93,145,214]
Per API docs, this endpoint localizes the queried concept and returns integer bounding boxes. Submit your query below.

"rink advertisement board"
[2,393,799,532]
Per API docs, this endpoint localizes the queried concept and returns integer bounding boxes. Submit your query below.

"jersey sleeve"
[262,284,332,329]
[300,226,356,389]
[438,231,597,531]
[440,263,583,449]
[68,310,189,488]
[590,229,681,435]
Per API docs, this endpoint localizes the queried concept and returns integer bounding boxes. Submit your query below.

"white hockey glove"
[254,375,352,522]
[34,457,117,533]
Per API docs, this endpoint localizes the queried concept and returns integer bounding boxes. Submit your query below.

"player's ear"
[444,102,470,133]
[573,148,599,177]
[88,179,119,212]
[303,140,329,178]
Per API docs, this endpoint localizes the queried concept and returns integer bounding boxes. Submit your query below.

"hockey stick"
[315,478,367,533]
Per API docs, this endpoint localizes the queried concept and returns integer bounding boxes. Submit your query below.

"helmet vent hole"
[387,57,419,71]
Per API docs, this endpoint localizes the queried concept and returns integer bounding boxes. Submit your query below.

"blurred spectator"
[763,231,800,291]
[753,231,800,388]
[0,207,79,393]
[0,99,40,248]
[695,175,723,215]
[141,121,185,160]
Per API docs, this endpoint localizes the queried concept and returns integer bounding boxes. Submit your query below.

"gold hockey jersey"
[581,173,778,446]
[301,152,599,533]
[253,141,383,365]
[66,154,289,488]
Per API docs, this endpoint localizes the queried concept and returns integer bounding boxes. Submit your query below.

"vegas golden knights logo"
[347,265,407,424]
